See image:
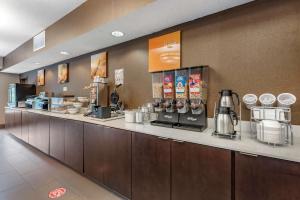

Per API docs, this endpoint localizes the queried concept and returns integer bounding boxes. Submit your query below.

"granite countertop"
[6,107,300,163]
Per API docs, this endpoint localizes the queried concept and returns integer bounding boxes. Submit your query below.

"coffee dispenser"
[219,89,239,110]
[213,89,241,138]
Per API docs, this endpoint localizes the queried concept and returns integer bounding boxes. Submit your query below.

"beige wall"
[21,0,300,124]
[0,73,19,125]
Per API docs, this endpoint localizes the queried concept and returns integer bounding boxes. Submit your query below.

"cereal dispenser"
[151,72,164,112]
[176,66,208,131]
[175,69,189,113]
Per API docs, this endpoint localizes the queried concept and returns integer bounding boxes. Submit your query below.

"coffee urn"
[214,89,241,138]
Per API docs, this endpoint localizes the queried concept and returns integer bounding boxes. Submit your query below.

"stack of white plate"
[256,120,285,145]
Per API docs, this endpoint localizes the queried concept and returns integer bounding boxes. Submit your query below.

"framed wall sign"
[91,52,107,78]
[58,63,69,84]
[115,68,124,85]
[149,31,181,72]
[37,69,45,86]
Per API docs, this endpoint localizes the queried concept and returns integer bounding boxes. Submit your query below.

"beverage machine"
[151,66,208,132]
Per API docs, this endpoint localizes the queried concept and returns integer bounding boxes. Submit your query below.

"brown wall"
[21,0,300,124]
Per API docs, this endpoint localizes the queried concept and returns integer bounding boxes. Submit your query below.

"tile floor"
[0,129,122,200]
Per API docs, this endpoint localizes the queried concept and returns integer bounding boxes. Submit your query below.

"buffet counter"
[5,107,300,163]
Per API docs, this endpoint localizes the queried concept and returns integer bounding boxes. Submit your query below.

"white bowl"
[67,108,79,114]
[73,102,83,108]
[77,97,89,103]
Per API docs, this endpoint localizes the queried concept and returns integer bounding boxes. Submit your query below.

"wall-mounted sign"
[115,68,124,85]
[58,63,69,84]
[148,31,181,72]
[91,52,107,78]
[37,69,45,86]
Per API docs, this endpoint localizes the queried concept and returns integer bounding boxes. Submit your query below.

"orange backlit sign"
[149,31,181,72]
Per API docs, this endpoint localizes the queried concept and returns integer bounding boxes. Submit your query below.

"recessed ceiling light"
[111,31,124,37]
[60,51,70,55]
[34,62,40,65]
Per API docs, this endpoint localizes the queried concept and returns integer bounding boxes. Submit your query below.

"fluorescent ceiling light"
[60,51,70,55]
[111,31,124,37]
[34,62,40,65]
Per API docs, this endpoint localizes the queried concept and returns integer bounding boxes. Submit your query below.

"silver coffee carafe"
[219,89,239,109]
[215,107,238,135]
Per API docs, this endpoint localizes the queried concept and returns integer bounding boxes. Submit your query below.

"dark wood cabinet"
[49,117,65,162]
[132,133,171,200]
[64,119,83,173]
[4,108,13,133]
[28,112,37,147]
[35,114,50,154]
[84,123,104,182]
[172,141,232,200]
[103,127,131,199]
[14,110,22,139]
[84,124,132,199]
[235,152,300,200]
[21,111,30,143]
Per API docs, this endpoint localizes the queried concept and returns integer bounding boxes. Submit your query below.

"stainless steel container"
[219,90,239,109]
[216,107,238,135]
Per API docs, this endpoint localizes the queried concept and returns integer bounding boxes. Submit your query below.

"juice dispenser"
[151,72,164,112]
[175,69,189,113]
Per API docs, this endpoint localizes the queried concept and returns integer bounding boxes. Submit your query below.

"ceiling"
[0,0,86,57]
[2,0,253,74]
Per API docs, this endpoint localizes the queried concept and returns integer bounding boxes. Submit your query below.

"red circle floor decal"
[48,187,67,199]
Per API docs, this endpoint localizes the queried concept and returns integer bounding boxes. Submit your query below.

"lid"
[220,90,233,96]
[243,94,258,104]
[259,93,276,105]
[277,93,296,106]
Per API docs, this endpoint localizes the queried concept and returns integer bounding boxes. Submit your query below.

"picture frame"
[91,52,108,78]
[37,69,45,86]
[58,63,69,84]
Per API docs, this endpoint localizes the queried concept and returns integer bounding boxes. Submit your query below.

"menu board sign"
[189,73,201,99]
